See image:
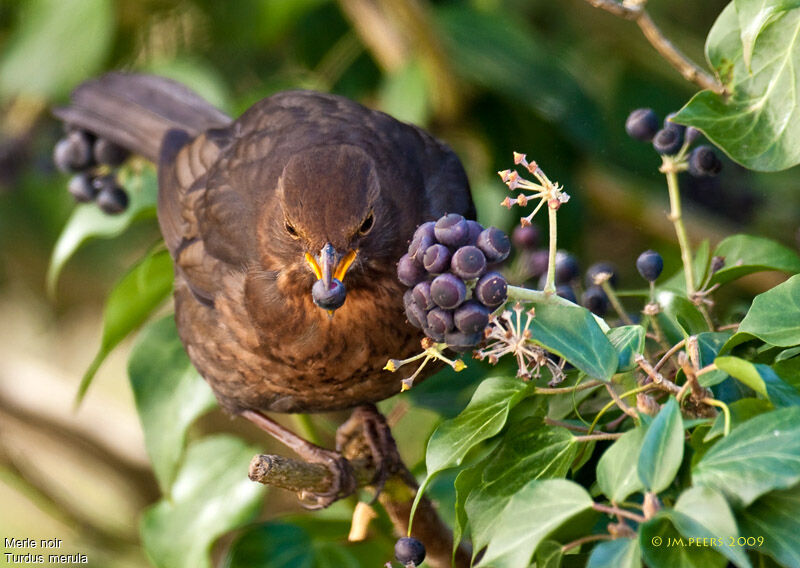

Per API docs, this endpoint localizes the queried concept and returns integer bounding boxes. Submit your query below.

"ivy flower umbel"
[384,337,466,391]
[476,302,565,384]
[498,153,570,227]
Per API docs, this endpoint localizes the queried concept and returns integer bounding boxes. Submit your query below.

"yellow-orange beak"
[304,244,358,287]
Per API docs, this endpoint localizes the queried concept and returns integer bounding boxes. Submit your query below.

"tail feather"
[52,72,231,162]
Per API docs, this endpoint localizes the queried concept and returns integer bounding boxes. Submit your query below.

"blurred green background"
[1,0,797,566]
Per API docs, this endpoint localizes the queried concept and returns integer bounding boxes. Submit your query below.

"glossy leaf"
[738,484,800,567]
[674,3,800,171]
[693,406,800,506]
[473,479,593,568]
[638,398,684,493]
[527,300,618,380]
[597,426,647,502]
[47,166,159,296]
[710,235,800,285]
[226,523,313,568]
[141,435,264,568]
[587,538,641,568]
[607,325,645,372]
[656,291,709,336]
[640,515,726,568]
[695,332,732,387]
[0,0,113,98]
[534,541,563,568]
[736,0,800,69]
[128,315,217,492]
[77,246,174,402]
[734,274,800,347]
[716,356,800,407]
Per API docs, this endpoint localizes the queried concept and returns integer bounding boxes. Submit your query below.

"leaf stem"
[600,280,633,325]
[663,163,696,296]
[561,533,613,553]
[574,432,624,442]
[702,398,731,436]
[591,502,647,524]
[544,203,558,294]
[534,379,604,395]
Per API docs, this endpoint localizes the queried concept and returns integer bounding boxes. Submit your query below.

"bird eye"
[284,221,299,238]
[358,212,375,235]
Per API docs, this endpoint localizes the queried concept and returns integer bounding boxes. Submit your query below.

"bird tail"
[52,72,232,162]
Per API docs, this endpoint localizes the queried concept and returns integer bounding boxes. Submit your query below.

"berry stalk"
[663,161,695,296]
[544,201,558,294]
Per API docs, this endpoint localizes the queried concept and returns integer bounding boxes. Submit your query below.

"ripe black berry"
[450,245,487,280]
[395,537,426,566]
[687,145,722,177]
[625,108,659,142]
[524,249,549,280]
[465,220,484,244]
[444,330,482,353]
[474,272,507,308]
[653,124,684,155]
[585,261,618,288]
[411,281,434,310]
[582,285,609,316]
[476,227,511,263]
[53,131,93,172]
[312,278,346,310]
[430,273,467,310]
[636,250,664,282]
[556,285,576,303]
[426,308,454,337]
[67,173,98,203]
[454,300,490,334]
[434,213,469,247]
[404,298,426,329]
[94,175,129,214]
[93,138,129,166]
[398,254,426,287]
[408,222,435,264]
[512,225,539,250]
[423,244,452,274]
[554,251,580,284]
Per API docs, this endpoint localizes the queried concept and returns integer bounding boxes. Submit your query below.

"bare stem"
[534,379,604,395]
[592,502,647,524]
[600,280,633,325]
[664,165,696,296]
[702,398,731,436]
[544,203,558,294]
[562,533,613,553]
[574,432,624,442]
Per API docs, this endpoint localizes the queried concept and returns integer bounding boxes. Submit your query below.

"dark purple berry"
[512,225,539,250]
[451,245,487,280]
[454,300,490,334]
[94,175,128,214]
[93,138,129,166]
[625,108,659,142]
[524,249,549,280]
[685,127,700,145]
[474,271,507,308]
[423,244,452,274]
[67,173,98,203]
[412,281,434,310]
[688,145,722,177]
[403,289,414,309]
[408,222,436,264]
[427,308,454,336]
[312,278,347,310]
[556,285,577,303]
[653,124,684,155]
[405,299,426,329]
[444,330,482,353]
[398,254,426,286]
[665,112,686,134]
[554,251,580,284]
[430,273,467,309]
[53,131,93,172]
[636,250,664,282]
[582,285,609,316]
[585,261,618,288]
[395,537,426,567]
[476,227,510,263]
[434,213,469,247]
[465,220,484,244]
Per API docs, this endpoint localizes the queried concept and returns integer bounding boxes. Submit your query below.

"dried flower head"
[497,154,570,226]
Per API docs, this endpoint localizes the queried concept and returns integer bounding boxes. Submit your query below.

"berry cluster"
[54,128,130,214]
[512,225,616,317]
[625,108,722,177]
[398,214,510,352]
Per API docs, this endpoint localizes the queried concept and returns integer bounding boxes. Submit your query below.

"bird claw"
[297,449,357,510]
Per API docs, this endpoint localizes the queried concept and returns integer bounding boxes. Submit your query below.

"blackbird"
[54,73,474,506]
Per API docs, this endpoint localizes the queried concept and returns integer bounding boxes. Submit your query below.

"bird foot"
[336,404,411,501]
[296,447,357,510]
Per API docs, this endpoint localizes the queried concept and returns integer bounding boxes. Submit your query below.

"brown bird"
[54,73,474,507]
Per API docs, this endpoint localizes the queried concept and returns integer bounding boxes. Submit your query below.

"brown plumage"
[55,72,473,420]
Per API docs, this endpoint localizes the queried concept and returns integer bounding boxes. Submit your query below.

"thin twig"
[654,338,686,372]
[562,533,613,553]
[534,379,604,395]
[592,502,647,524]
[574,432,624,442]
[604,383,638,418]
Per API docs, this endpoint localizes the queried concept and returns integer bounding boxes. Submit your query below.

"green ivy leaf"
[693,406,800,506]
[737,484,800,567]
[640,514,726,568]
[729,274,800,349]
[76,246,174,403]
[638,398,684,493]
[473,479,593,568]
[0,0,113,99]
[710,235,800,285]
[587,538,641,568]
[141,435,264,568]
[465,423,577,553]
[453,465,483,560]
[716,356,800,407]
[597,426,647,502]
[128,315,217,492]
[736,0,800,70]
[674,3,800,171]
[656,291,709,336]
[47,166,159,296]
[695,332,733,387]
[673,487,752,568]
[527,300,618,380]
[607,325,645,372]
[534,540,563,568]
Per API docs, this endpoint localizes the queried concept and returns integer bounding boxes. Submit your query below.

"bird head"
[271,144,390,313]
